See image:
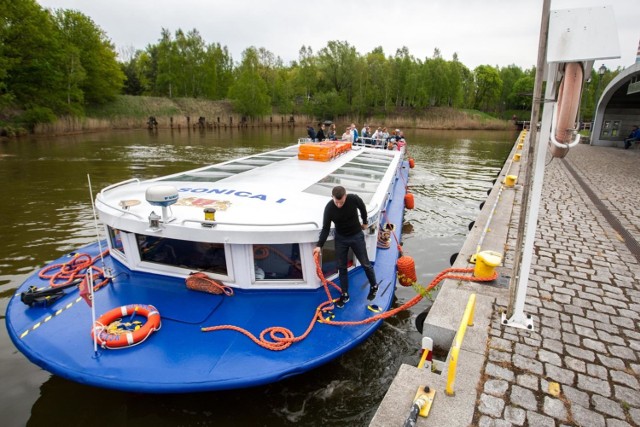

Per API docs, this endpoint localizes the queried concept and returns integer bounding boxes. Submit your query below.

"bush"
[20,107,57,131]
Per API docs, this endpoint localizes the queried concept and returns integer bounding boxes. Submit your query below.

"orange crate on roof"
[298,152,333,161]
[298,143,336,159]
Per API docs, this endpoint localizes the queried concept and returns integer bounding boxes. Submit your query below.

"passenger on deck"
[342,127,353,142]
[328,124,337,141]
[307,124,316,141]
[624,125,640,149]
[351,123,359,143]
[316,124,326,141]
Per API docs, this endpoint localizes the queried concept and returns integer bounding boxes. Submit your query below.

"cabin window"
[136,235,227,275]
[108,227,125,255]
[253,244,302,281]
[319,240,354,278]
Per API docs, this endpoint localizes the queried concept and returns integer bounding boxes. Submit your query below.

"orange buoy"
[404,192,415,209]
[408,158,415,168]
[397,255,417,287]
[91,304,161,349]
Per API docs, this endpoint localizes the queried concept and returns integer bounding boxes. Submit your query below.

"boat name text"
[179,187,286,203]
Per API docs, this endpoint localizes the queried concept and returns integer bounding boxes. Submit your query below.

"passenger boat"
[6,137,410,393]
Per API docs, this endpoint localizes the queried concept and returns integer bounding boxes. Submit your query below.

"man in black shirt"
[313,186,378,308]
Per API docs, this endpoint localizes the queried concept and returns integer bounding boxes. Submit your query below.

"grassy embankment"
[32,95,514,135]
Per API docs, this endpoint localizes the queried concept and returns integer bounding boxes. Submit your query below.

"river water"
[0,127,514,426]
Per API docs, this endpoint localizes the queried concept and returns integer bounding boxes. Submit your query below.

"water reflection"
[0,127,514,426]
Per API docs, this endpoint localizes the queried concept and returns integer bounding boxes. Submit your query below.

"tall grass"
[33,96,513,135]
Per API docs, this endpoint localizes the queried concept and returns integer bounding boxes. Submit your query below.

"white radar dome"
[145,185,179,207]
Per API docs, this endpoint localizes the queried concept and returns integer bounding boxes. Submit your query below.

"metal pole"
[504,0,551,330]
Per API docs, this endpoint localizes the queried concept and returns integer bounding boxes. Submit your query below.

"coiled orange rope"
[200,253,497,350]
[38,249,111,291]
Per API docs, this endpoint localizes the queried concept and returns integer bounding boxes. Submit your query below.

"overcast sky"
[37,0,639,71]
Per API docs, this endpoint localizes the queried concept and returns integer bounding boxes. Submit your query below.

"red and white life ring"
[91,304,161,349]
[549,62,583,158]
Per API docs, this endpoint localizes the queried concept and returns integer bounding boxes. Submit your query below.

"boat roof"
[97,145,403,243]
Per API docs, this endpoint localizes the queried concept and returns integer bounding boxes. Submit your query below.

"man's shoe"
[367,285,378,301]
[336,292,350,308]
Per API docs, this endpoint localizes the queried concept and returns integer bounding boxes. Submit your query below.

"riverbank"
[3,96,515,136]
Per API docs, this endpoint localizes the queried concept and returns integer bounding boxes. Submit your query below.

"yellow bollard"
[513,153,521,162]
[517,142,523,149]
[504,175,517,187]
[473,251,502,279]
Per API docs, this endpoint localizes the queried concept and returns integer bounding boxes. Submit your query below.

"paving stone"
[566,344,596,362]
[587,363,609,380]
[504,406,526,426]
[597,354,627,371]
[577,373,611,397]
[538,349,561,366]
[570,404,606,427]
[573,315,594,328]
[574,325,598,339]
[592,394,626,419]
[490,337,513,351]
[513,354,543,375]
[478,393,505,417]
[606,420,633,427]
[543,396,568,421]
[516,373,538,391]
[597,330,626,345]
[587,311,611,324]
[614,384,640,407]
[546,364,576,386]
[489,348,512,363]
[514,343,537,358]
[510,385,537,411]
[609,345,638,362]
[610,370,639,389]
[542,338,563,354]
[526,411,555,427]
[596,321,621,335]
[583,338,607,353]
[485,363,515,382]
[629,408,640,426]
[484,379,509,397]
[562,332,581,346]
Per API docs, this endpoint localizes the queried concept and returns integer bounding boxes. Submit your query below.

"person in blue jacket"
[624,125,640,149]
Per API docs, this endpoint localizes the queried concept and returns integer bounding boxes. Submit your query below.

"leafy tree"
[227,47,271,117]
[53,9,124,105]
[317,41,359,104]
[473,65,502,111]
[1,0,67,113]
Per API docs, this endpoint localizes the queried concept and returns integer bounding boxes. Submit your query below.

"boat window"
[319,240,354,278]
[136,235,227,275]
[253,244,302,281]
[108,227,125,255]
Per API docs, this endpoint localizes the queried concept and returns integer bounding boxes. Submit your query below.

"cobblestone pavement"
[473,144,640,427]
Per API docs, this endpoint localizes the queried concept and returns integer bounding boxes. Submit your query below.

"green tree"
[54,9,124,105]
[227,47,271,117]
[1,0,67,115]
[317,41,359,105]
[473,65,502,111]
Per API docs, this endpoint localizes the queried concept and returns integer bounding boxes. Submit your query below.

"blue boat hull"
[6,163,410,393]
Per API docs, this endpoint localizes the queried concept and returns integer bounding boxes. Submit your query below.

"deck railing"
[445,293,476,396]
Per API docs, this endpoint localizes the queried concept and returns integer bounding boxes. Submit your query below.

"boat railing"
[182,219,320,229]
[100,178,140,195]
[95,197,145,219]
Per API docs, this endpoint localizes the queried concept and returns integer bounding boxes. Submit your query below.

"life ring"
[91,304,161,349]
[550,62,583,158]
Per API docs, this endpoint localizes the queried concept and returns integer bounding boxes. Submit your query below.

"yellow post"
[446,346,459,396]
[445,294,476,396]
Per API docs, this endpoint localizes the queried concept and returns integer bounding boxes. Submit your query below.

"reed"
[29,96,513,135]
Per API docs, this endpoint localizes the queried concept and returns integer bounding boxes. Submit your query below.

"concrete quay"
[370,138,640,426]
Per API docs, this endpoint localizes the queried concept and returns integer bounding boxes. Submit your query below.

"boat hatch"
[303,151,395,203]
[158,147,298,184]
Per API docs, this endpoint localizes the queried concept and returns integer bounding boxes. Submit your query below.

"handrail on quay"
[445,293,476,396]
